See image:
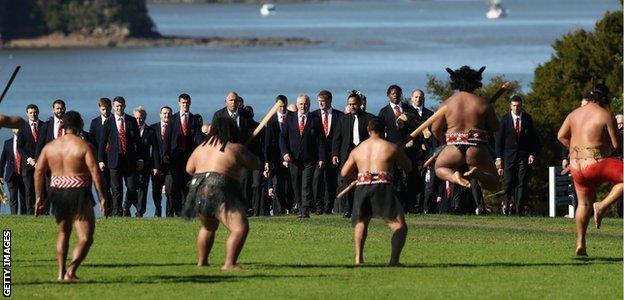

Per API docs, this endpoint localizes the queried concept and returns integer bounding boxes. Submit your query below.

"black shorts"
[48,187,95,223]
[183,172,247,219]
[351,183,403,226]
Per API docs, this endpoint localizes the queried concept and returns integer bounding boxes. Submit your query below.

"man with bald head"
[280,94,327,218]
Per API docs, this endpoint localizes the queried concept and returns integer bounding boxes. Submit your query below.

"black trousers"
[21,163,35,214]
[412,164,427,213]
[151,171,172,217]
[110,157,138,217]
[270,164,292,214]
[99,167,112,216]
[289,161,315,216]
[134,167,151,217]
[313,163,339,213]
[170,162,190,217]
[6,176,25,215]
[503,158,531,216]
[423,167,441,214]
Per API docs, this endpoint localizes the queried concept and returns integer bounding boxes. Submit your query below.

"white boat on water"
[260,3,276,16]
[486,0,506,19]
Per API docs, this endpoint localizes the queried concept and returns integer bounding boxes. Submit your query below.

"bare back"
[186,139,261,180]
[40,135,94,177]
[560,103,620,168]
[342,135,412,177]
[433,92,498,137]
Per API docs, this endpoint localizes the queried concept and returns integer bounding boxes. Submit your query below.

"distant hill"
[0,0,159,41]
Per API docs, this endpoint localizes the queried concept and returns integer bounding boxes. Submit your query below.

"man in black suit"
[264,95,293,215]
[280,94,327,218]
[311,90,343,214]
[169,93,203,216]
[16,104,44,214]
[36,99,66,158]
[212,92,256,213]
[332,92,374,216]
[98,96,141,217]
[410,89,437,213]
[88,97,113,215]
[495,95,540,216]
[132,106,161,217]
[0,129,25,214]
[377,85,420,213]
[151,106,173,217]
[34,99,66,214]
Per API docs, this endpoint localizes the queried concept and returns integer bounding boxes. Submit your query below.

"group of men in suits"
[1,84,543,217]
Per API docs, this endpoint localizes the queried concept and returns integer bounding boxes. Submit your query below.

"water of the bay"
[0,0,618,215]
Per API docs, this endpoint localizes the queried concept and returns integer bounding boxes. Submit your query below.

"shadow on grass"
[245,258,623,269]
[84,262,197,268]
[15,273,335,286]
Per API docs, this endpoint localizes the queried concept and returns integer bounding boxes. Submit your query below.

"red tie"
[118,118,127,155]
[57,120,64,138]
[514,117,520,136]
[322,111,329,136]
[161,123,167,138]
[32,122,38,142]
[14,142,21,175]
[299,115,305,135]
[446,181,452,198]
[393,105,401,118]
[182,114,189,136]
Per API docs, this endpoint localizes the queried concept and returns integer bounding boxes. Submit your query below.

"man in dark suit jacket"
[280,94,327,218]
[212,92,256,213]
[98,96,141,217]
[264,95,294,215]
[410,89,437,213]
[36,99,66,158]
[88,97,113,215]
[495,96,540,216]
[311,90,343,214]
[151,106,173,217]
[0,129,26,214]
[377,85,420,213]
[332,92,374,216]
[168,93,203,216]
[16,104,44,214]
[132,106,161,217]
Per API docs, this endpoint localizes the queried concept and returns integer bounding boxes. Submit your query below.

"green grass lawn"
[3,214,622,299]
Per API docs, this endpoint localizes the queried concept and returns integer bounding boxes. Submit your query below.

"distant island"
[0,0,316,49]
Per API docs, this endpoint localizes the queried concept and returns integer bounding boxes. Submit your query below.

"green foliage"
[0,0,159,40]
[5,215,622,298]
[426,11,623,214]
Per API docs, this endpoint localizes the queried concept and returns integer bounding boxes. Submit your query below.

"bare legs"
[197,216,219,266]
[56,208,96,282]
[353,214,407,266]
[196,206,249,271]
[435,145,499,191]
[575,193,594,256]
[593,183,623,229]
[56,220,72,280]
[354,218,370,265]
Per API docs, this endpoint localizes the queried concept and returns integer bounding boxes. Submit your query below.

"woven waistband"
[50,175,91,188]
[446,129,488,146]
[356,171,392,185]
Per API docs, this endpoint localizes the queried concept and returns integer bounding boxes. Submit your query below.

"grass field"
[3,214,622,299]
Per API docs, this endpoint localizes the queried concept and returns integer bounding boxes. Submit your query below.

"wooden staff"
[0,66,20,104]
[490,81,511,104]
[405,105,448,146]
[245,100,284,146]
[336,180,357,199]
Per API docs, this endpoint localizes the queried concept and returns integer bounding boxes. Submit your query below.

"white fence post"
[549,166,555,217]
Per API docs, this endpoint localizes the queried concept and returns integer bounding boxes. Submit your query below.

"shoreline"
[0,33,318,49]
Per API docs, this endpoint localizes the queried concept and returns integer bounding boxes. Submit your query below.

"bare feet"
[575,247,588,257]
[197,262,209,267]
[453,171,471,188]
[355,257,364,266]
[63,273,80,282]
[593,202,603,229]
[57,270,66,281]
[388,262,404,267]
[221,264,243,271]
